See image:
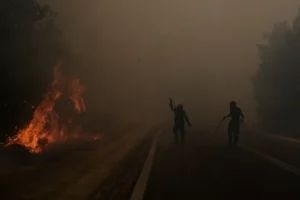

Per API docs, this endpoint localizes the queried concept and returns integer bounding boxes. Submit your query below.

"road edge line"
[241,145,300,177]
[129,129,162,200]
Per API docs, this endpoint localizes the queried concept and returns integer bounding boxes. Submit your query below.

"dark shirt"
[228,107,243,121]
[173,108,186,125]
[169,103,189,125]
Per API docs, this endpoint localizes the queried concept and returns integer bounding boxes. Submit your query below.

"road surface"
[133,127,300,200]
[2,124,300,200]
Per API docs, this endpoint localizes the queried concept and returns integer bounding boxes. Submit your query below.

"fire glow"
[5,60,99,153]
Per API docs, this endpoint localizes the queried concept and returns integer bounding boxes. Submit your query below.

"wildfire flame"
[5,60,96,153]
[69,79,86,113]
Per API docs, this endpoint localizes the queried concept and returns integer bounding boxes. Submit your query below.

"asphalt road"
[3,124,300,200]
[138,127,300,200]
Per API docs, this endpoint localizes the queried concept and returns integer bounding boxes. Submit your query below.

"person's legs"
[233,123,240,146]
[173,125,179,144]
[179,125,185,144]
[228,121,233,146]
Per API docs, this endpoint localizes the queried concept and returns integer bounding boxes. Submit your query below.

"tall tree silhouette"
[0,0,62,140]
[253,9,300,133]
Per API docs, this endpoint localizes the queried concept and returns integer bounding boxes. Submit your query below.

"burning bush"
[5,60,100,153]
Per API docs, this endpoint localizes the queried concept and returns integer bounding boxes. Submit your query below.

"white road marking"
[241,145,300,177]
[246,129,300,145]
[264,134,300,145]
[130,129,162,200]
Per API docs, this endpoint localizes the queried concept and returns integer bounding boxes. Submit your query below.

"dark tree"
[0,0,62,140]
[253,9,300,134]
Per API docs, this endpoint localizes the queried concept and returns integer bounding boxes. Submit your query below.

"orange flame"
[5,60,90,153]
[69,79,86,113]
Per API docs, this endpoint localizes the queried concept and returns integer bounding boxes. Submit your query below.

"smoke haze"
[38,0,299,126]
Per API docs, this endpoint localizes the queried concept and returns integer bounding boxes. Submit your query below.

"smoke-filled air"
[2,0,300,148]
[42,0,299,127]
[3,0,300,199]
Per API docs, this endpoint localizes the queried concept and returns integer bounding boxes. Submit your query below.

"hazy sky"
[39,0,299,125]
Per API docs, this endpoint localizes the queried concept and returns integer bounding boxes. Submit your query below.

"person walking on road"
[169,98,192,145]
[223,101,244,147]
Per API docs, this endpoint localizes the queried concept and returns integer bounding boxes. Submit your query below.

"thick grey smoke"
[39,0,299,126]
